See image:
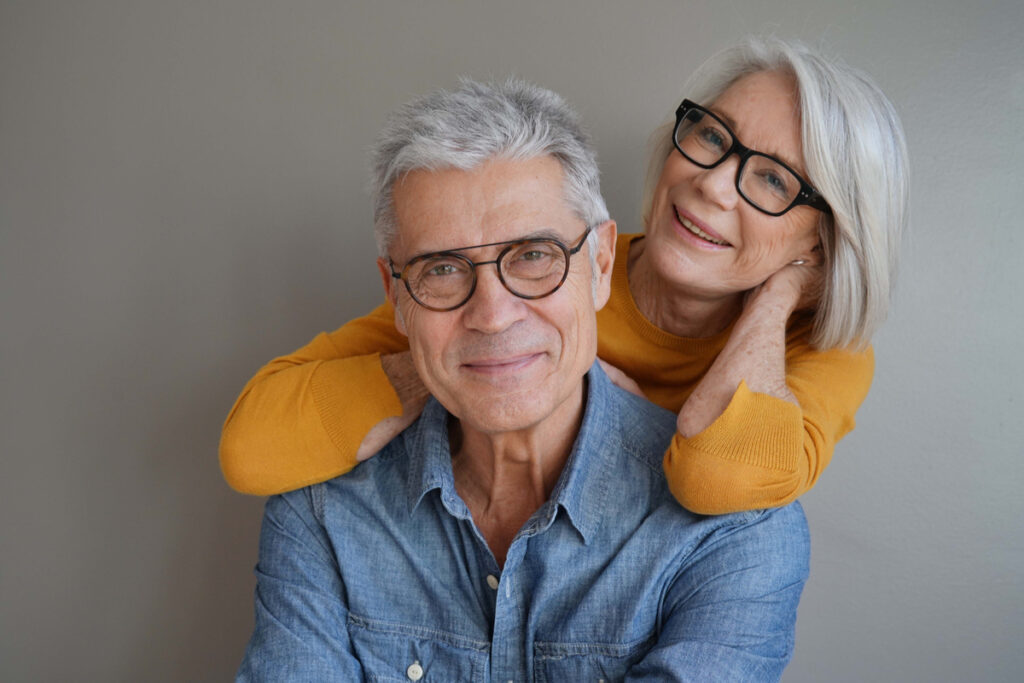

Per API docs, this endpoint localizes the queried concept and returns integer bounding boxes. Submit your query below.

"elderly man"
[236,79,809,682]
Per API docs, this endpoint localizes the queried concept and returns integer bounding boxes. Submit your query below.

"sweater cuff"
[310,354,404,461]
[678,380,803,471]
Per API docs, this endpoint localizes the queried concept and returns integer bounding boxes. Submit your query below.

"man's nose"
[460,264,526,333]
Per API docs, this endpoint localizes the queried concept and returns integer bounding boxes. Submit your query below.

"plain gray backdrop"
[2,1,1022,681]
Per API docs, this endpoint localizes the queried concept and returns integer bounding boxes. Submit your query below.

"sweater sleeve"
[663,343,874,514]
[220,301,410,495]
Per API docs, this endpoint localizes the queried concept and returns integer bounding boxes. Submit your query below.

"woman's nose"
[693,155,741,211]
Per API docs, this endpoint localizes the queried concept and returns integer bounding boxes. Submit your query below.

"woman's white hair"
[642,36,909,350]
[371,78,606,264]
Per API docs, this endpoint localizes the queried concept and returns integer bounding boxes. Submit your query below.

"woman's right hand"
[356,351,429,461]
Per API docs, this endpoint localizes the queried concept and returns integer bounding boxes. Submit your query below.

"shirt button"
[486,574,499,590]
[406,661,423,681]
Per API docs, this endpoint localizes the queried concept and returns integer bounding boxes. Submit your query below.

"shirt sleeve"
[220,301,410,495]
[625,504,811,682]
[663,343,874,514]
[236,489,364,682]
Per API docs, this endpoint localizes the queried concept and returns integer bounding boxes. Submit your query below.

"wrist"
[744,285,798,322]
[380,351,429,413]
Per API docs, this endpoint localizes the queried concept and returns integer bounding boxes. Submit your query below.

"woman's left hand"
[599,358,646,398]
[678,253,816,439]
[746,251,824,316]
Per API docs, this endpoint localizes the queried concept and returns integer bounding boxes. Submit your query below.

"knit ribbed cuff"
[311,353,404,462]
[680,380,803,471]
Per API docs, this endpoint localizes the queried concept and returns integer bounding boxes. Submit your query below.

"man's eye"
[518,249,552,262]
[425,263,459,277]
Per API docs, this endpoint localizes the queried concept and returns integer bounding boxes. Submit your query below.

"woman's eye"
[759,170,790,195]
[698,125,727,150]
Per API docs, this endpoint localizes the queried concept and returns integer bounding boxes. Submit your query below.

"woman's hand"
[746,251,824,317]
[676,254,818,438]
[356,351,429,461]
[599,359,646,399]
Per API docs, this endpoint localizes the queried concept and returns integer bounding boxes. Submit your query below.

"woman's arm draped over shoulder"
[219,301,424,495]
[665,271,873,514]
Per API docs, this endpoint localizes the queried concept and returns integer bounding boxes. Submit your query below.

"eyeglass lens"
[404,240,569,310]
[676,109,804,214]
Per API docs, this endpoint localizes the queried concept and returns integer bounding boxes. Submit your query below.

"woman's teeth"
[678,212,729,246]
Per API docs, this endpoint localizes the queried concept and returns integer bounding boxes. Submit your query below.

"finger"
[599,359,645,398]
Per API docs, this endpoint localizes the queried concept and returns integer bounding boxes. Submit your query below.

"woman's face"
[645,70,821,300]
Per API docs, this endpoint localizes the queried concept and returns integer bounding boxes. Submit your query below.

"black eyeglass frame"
[673,99,831,217]
[389,226,593,312]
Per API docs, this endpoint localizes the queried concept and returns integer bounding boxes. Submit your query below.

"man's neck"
[450,381,586,567]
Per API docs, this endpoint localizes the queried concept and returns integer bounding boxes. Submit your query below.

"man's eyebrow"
[519,227,567,241]
[411,228,570,257]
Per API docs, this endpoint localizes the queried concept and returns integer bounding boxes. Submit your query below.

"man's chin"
[442,379,586,439]
[446,393,549,435]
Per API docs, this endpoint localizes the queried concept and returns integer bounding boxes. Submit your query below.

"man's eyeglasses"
[389,227,592,312]
[673,99,831,217]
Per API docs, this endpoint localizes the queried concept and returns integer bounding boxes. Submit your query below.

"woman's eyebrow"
[709,106,807,175]
[711,107,738,130]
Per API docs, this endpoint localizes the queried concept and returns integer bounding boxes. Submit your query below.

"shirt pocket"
[348,613,489,683]
[533,634,654,683]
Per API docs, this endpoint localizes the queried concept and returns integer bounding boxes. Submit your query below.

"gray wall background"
[2,1,1021,681]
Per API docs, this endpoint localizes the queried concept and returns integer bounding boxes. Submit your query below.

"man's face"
[379,156,615,437]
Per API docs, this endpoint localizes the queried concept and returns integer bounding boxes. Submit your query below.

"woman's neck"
[626,237,743,338]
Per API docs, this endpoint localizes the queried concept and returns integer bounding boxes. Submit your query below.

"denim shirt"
[237,364,810,682]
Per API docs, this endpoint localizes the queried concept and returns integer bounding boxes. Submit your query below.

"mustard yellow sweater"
[221,233,873,513]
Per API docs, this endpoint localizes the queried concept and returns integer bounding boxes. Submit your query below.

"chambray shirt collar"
[401,361,617,544]
[402,401,469,521]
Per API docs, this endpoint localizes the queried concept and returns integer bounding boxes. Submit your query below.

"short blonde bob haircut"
[642,37,909,350]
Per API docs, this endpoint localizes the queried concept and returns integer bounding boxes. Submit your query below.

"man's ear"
[592,220,617,311]
[377,258,407,336]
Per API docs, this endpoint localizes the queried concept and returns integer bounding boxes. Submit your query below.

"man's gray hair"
[371,78,608,259]
[642,37,909,350]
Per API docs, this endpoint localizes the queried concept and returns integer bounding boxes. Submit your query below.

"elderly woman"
[220,37,908,514]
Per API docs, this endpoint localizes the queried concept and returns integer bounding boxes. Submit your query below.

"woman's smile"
[674,207,732,247]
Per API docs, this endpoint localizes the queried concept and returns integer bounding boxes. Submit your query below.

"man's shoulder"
[295,435,414,513]
[271,439,420,540]
[713,501,809,543]
[680,501,810,576]
[592,369,677,470]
